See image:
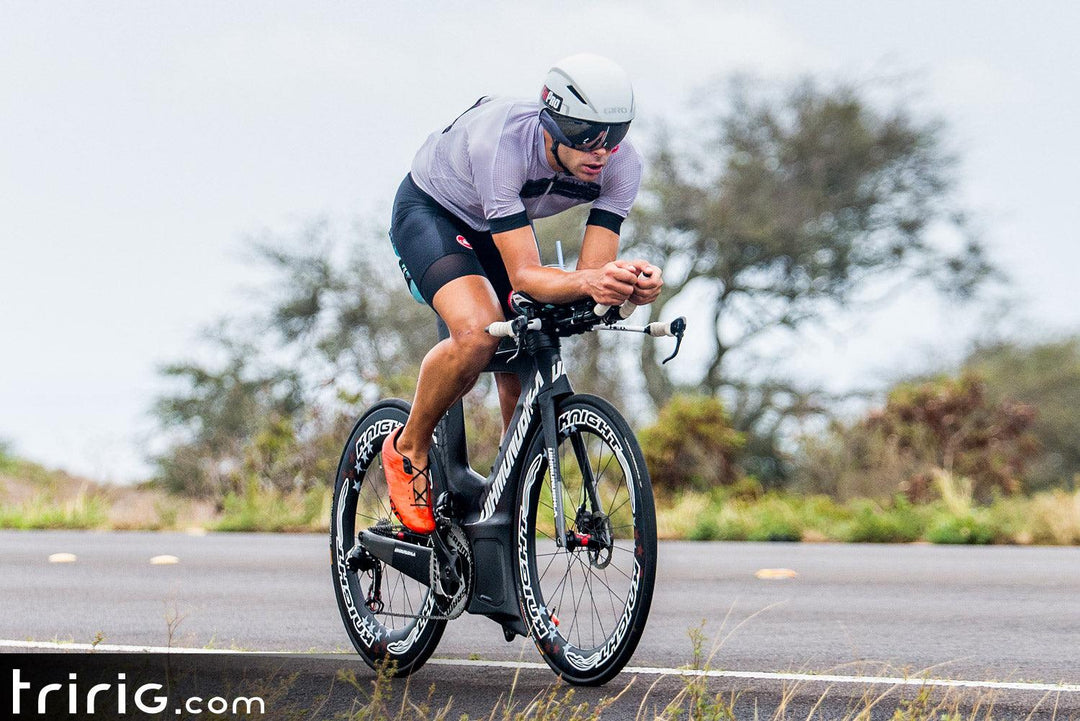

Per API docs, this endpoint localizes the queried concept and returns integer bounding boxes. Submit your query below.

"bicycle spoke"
[569,432,602,510]
[573,554,608,645]
[537,547,562,582]
[605,494,631,519]
[597,557,634,585]
[594,450,616,492]
[569,560,589,648]
[584,564,630,605]
[554,555,576,609]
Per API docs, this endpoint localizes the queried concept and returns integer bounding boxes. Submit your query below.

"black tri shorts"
[389,174,517,318]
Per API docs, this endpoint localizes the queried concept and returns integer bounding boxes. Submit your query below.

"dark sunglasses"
[540,109,630,151]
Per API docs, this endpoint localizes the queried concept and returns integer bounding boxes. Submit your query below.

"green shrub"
[713,517,752,541]
[926,511,998,545]
[794,372,1041,504]
[639,395,745,493]
[213,481,329,532]
[743,496,804,542]
[843,499,925,543]
[797,493,855,529]
[688,514,722,541]
[966,337,1080,492]
[868,373,1038,502]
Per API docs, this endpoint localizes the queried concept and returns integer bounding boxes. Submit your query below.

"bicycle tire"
[514,394,657,686]
[330,399,446,676]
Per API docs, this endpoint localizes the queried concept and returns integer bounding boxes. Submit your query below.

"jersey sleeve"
[468,109,531,234]
[592,141,642,221]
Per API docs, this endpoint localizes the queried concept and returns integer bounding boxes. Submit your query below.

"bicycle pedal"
[433,491,461,522]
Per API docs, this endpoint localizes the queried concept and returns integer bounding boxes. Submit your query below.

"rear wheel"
[514,394,657,685]
[330,400,445,676]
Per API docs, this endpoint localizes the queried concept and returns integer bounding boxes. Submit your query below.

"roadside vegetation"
[4,437,1079,545]
[298,653,1048,720]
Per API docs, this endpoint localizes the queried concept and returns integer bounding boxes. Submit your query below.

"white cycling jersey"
[409,96,642,234]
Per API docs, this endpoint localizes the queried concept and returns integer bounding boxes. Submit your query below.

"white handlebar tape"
[486,318,542,338]
[647,320,677,337]
[485,320,517,338]
[592,299,637,319]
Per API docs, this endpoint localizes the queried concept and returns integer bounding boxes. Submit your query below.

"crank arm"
[358,530,433,587]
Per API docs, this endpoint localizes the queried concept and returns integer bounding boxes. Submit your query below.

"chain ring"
[430,522,472,619]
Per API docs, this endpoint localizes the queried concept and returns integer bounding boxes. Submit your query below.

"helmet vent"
[565,84,588,105]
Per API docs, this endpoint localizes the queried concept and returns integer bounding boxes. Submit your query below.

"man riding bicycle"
[384,54,663,534]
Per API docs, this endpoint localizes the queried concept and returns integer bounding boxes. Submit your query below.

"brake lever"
[507,315,529,361]
[661,317,687,364]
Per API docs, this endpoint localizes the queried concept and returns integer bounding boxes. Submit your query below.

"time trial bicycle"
[330,293,686,686]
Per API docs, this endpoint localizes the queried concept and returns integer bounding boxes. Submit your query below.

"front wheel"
[515,394,657,686]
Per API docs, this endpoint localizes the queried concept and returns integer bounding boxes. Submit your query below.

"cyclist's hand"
[587,261,639,306]
[629,263,663,305]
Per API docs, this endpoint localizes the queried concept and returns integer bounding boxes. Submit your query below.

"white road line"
[0,640,233,654]
[2,640,1077,694]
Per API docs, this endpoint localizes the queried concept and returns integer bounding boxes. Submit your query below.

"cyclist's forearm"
[493,224,634,305]
[493,224,599,303]
[576,224,619,271]
[511,264,595,304]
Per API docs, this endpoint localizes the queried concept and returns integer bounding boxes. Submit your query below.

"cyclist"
[384,54,663,534]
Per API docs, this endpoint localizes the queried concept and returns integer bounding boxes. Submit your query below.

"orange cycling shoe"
[381,428,436,534]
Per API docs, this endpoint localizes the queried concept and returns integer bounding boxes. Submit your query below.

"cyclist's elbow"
[506,263,541,294]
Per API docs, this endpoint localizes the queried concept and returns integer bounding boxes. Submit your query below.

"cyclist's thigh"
[390,174,498,311]
[466,230,514,317]
[431,275,504,337]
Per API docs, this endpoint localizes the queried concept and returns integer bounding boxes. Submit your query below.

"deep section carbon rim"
[516,395,656,685]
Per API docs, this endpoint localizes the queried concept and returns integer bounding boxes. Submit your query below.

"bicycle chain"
[361,523,471,623]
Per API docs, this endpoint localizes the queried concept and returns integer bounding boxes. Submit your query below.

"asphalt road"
[1,531,1077,718]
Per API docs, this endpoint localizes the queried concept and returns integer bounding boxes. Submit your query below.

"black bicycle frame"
[431,319,574,636]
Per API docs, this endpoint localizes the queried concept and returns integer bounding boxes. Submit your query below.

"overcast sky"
[2,1,1078,482]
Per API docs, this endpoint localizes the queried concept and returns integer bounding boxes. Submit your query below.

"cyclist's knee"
[449,322,500,366]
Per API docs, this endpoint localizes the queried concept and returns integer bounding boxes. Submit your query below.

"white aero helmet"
[539,53,635,151]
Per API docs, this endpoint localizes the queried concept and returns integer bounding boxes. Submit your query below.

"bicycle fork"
[530,339,578,550]
[538,391,568,548]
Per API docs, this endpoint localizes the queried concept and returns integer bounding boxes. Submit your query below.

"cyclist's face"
[555,143,614,183]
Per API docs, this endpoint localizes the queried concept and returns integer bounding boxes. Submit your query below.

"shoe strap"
[411,473,432,509]
[398,446,432,510]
